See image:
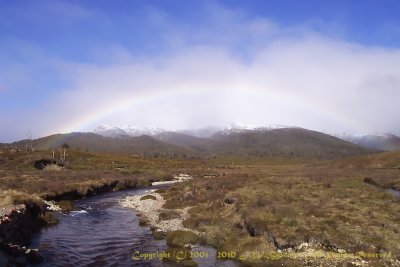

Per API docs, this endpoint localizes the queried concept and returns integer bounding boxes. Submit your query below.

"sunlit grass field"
[1,148,399,265]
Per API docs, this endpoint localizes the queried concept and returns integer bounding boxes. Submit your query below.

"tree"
[25,131,36,152]
[59,143,70,163]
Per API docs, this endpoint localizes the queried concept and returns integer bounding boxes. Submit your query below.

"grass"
[0,148,200,206]
[161,157,400,265]
[1,147,400,265]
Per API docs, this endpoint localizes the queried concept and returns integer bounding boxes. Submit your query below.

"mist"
[1,3,400,142]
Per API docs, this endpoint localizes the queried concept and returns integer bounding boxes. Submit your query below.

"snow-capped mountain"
[217,122,299,135]
[93,124,164,138]
[93,123,300,138]
[179,126,221,138]
[93,124,400,152]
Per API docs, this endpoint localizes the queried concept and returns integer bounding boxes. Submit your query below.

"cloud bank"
[1,3,400,142]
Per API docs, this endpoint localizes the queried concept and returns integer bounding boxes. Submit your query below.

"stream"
[30,188,240,267]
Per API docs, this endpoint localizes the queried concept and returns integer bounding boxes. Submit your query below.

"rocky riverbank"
[0,203,45,265]
[120,173,197,235]
[120,190,196,234]
[0,177,151,265]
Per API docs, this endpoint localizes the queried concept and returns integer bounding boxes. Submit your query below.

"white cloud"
[36,36,399,137]
[1,4,400,141]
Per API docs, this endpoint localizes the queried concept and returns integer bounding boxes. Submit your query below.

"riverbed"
[30,188,240,267]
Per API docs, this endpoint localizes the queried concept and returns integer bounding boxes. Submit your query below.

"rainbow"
[43,86,367,147]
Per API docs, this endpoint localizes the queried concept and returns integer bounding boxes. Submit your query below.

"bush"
[166,230,199,247]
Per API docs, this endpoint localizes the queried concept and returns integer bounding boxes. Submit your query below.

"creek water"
[30,188,240,267]
[386,188,400,198]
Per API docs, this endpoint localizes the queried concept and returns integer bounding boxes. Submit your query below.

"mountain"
[91,124,376,159]
[11,132,197,157]
[92,124,127,137]
[217,123,299,135]
[93,124,164,138]
[94,124,220,139]
[208,127,374,159]
[153,132,211,152]
[151,127,374,159]
[179,126,221,138]
[4,125,378,159]
[339,133,400,151]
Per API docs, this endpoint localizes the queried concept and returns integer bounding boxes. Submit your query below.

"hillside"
[153,132,212,152]
[4,128,376,159]
[342,134,400,151]
[208,128,375,159]
[10,133,197,158]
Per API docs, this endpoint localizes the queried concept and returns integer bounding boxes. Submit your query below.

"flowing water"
[386,188,400,198]
[30,188,240,267]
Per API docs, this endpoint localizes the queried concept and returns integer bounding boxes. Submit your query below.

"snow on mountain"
[93,124,165,138]
[217,122,299,135]
[93,124,400,151]
[179,127,221,138]
[93,124,127,137]
[123,126,165,137]
[93,123,300,138]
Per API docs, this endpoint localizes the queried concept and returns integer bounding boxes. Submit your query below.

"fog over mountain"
[1,1,400,142]
[92,123,400,152]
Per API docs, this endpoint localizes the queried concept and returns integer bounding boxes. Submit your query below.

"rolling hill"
[10,132,197,158]
[4,127,377,159]
[207,127,375,159]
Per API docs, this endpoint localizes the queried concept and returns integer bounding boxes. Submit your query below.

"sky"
[1,0,400,142]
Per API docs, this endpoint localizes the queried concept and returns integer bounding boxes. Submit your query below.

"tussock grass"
[0,149,199,206]
[162,159,400,265]
[0,189,44,209]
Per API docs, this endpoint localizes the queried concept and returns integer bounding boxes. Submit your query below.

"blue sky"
[1,0,400,142]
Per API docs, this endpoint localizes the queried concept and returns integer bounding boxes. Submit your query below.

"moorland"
[0,128,399,266]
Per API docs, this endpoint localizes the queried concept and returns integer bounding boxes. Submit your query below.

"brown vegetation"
[161,156,400,266]
[1,145,399,266]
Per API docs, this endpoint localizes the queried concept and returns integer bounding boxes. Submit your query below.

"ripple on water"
[30,189,241,267]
